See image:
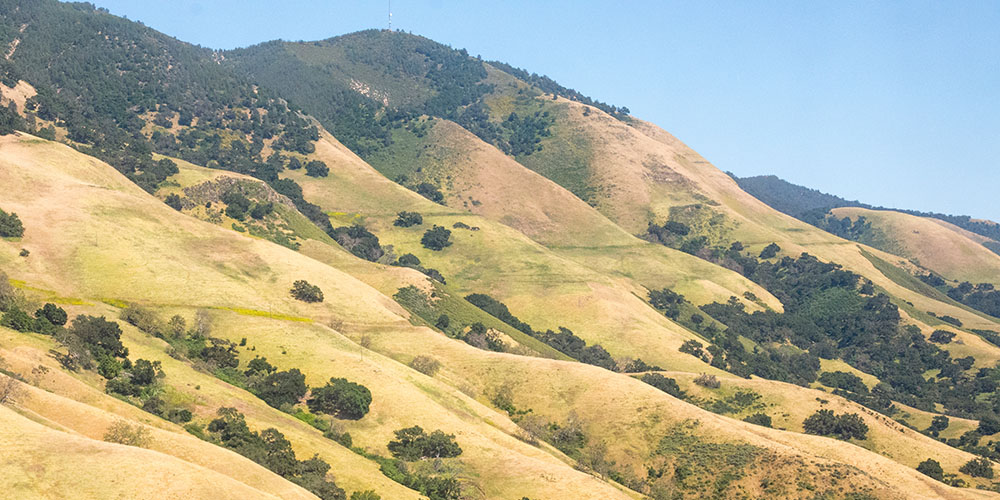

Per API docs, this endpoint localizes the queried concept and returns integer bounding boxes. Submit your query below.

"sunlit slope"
[0,405,305,500]
[286,132,734,372]
[832,207,1000,285]
[518,103,1000,341]
[366,117,782,309]
[344,311,999,500]
[0,133,636,500]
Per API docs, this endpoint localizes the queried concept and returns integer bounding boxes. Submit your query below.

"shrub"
[409,355,441,376]
[928,330,955,344]
[396,253,421,267]
[18,248,28,257]
[434,314,450,330]
[759,242,780,259]
[249,202,274,220]
[350,491,380,500]
[693,373,720,389]
[679,340,708,361]
[415,183,444,203]
[640,373,685,398]
[387,425,462,460]
[35,303,68,326]
[917,458,944,481]
[743,413,772,427]
[394,211,423,227]
[331,225,385,262]
[1,307,34,332]
[291,280,324,303]
[307,377,372,420]
[221,190,252,220]
[0,209,24,238]
[305,160,329,177]
[120,304,164,336]
[421,226,452,251]
[802,409,868,440]
[103,420,153,447]
[164,193,183,211]
[960,457,994,478]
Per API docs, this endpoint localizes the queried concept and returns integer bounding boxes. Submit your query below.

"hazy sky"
[92,1,1000,220]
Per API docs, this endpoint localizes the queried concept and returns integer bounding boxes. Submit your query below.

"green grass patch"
[215,307,313,323]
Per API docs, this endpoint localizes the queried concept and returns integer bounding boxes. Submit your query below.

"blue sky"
[93,1,1000,220]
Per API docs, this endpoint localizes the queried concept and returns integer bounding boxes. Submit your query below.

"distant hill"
[733,173,1000,249]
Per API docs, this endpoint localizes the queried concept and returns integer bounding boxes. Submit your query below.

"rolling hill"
[2,1,1000,498]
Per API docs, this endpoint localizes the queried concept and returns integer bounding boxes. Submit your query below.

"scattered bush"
[434,314,450,330]
[350,491,381,500]
[164,193,183,210]
[640,373,685,398]
[409,355,441,376]
[802,409,868,440]
[103,420,152,448]
[305,160,329,178]
[331,225,385,262]
[680,340,709,361]
[759,242,780,259]
[917,458,944,481]
[387,426,463,461]
[0,209,24,238]
[307,377,372,420]
[693,373,720,389]
[421,226,452,251]
[928,330,955,344]
[291,280,324,303]
[415,183,444,203]
[1,307,35,332]
[960,457,995,478]
[743,413,772,427]
[222,190,252,220]
[394,211,423,227]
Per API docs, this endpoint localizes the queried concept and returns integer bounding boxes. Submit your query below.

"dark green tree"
[0,209,24,238]
[305,160,329,177]
[291,280,324,303]
[960,457,994,478]
[307,377,373,420]
[252,368,308,408]
[917,459,944,481]
[421,226,452,251]
[394,211,423,227]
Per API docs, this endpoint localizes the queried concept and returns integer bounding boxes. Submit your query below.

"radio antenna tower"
[388,0,392,31]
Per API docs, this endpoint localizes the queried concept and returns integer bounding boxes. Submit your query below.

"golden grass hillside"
[0,132,639,500]
[831,206,1000,285]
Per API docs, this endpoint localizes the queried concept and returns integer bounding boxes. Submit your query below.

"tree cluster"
[208,407,346,500]
[802,409,868,440]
